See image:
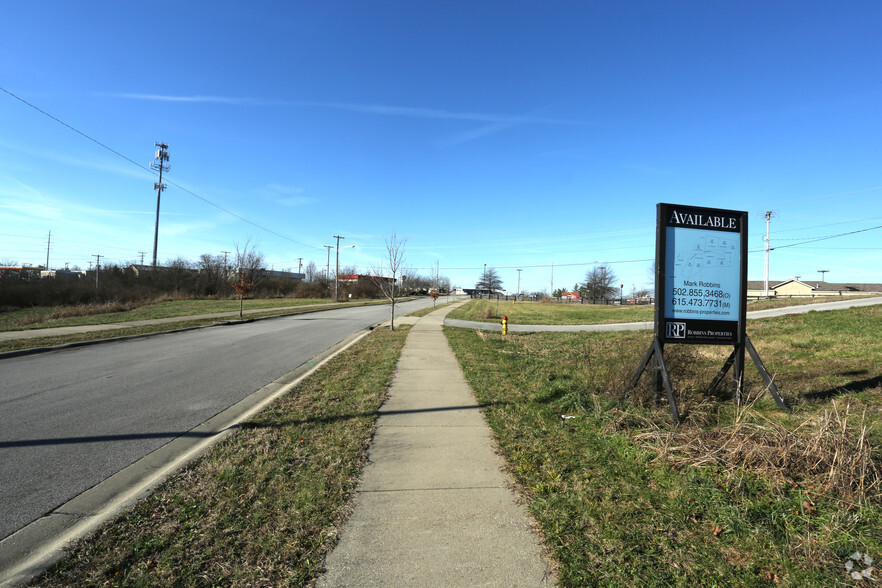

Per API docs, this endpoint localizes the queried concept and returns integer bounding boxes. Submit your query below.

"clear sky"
[2,1,880,295]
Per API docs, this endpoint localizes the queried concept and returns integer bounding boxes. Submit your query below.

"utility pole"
[92,254,102,288]
[138,251,146,265]
[150,142,170,267]
[297,258,303,274]
[517,268,522,301]
[763,210,773,297]
[818,269,829,282]
[45,230,51,271]
[333,235,344,301]
[550,263,554,296]
[324,245,333,284]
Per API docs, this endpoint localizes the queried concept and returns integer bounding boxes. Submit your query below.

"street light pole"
[333,235,345,301]
[517,268,522,302]
[92,254,102,288]
[323,245,333,284]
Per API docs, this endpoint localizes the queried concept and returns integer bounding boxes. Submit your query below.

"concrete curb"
[0,326,376,587]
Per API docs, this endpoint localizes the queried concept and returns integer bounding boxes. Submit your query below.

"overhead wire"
[0,86,320,251]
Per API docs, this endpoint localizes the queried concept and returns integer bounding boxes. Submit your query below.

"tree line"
[0,241,448,311]
[476,264,652,303]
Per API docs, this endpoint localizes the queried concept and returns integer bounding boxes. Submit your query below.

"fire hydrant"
[501,315,508,335]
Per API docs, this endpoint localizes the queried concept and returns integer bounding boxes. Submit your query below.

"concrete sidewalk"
[317,303,556,587]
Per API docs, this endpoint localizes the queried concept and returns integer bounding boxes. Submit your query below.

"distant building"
[559,291,582,302]
[1,266,45,279]
[262,270,305,281]
[40,269,87,279]
[747,279,882,298]
[337,274,395,284]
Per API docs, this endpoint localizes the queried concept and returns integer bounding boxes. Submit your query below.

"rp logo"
[666,322,686,339]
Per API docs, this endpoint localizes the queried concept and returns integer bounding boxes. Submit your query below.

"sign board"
[656,203,747,345]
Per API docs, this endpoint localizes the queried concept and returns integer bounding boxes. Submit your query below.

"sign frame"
[655,202,748,346]
[632,203,789,424]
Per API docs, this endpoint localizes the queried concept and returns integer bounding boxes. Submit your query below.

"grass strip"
[0,303,389,354]
[447,296,876,325]
[35,325,411,587]
[447,299,653,324]
[445,306,881,586]
[0,298,392,332]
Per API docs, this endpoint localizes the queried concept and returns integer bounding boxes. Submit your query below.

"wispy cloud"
[305,102,583,126]
[103,93,585,125]
[100,93,263,105]
[105,93,590,146]
[0,139,151,179]
[256,183,317,207]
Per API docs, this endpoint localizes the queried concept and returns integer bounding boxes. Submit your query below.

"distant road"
[0,298,440,542]
[444,296,882,332]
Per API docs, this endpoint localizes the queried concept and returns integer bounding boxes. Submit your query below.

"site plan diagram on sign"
[675,235,737,279]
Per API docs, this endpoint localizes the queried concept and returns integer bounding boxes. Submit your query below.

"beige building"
[747,279,882,299]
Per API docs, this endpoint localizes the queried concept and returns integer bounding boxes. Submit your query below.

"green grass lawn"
[36,326,411,587]
[446,296,877,326]
[25,304,882,586]
[445,304,881,586]
[447,299,654,324]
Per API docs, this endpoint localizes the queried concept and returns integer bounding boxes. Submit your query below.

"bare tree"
[197,253,227,296]
[304,260,321,283]
[583,265,617,302]
[164,256,195,293]
[231,239,266,318]
[370,233,407,330]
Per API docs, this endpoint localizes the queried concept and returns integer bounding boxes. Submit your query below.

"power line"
[767,225,882,251]
[0,86,320,251]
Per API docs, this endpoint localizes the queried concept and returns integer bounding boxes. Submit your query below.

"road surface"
[0,298,439,542]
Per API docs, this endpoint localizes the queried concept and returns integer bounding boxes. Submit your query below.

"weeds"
[635,401,881,506]
[446,306,882,585]
[10,300,144,327]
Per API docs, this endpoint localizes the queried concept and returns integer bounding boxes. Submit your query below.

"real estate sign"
[656,203,747,345]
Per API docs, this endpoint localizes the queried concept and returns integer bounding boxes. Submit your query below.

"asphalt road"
[0,298,440,542]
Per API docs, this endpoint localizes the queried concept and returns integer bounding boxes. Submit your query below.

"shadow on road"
[0,402,512,448]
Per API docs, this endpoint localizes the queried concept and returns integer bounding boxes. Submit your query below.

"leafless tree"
[197,253,227,296]
[583,264,617,302]
[370,233,407,330]
[164,256,193,292]
[231,239,266,318]
[304,260,321,283]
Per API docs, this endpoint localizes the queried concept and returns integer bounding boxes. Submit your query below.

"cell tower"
[150,142,170,267]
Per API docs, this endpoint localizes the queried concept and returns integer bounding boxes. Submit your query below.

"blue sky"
[2,1,880,295]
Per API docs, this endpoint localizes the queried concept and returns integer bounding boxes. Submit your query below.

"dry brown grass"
[11,299,166,326]
[634,400,881,506]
